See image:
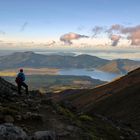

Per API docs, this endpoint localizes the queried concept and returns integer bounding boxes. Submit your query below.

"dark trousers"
[18,82,28,95]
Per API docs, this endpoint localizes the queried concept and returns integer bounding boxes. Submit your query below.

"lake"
[59,68,122,82]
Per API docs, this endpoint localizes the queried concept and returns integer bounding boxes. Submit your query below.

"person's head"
[20,69,23,72]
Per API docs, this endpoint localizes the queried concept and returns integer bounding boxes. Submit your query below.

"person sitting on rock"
[15,69,28,95]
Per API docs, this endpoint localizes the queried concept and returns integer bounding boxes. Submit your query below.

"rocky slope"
[0,77,17,98]
[0,76,139,139]
[0,78,83,139]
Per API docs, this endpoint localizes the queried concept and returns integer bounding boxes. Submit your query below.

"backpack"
[15,77,21,84]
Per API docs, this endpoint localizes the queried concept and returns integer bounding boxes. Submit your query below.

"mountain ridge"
[98,59,140,74]
[0,51,140,74]
[0,51,109,69]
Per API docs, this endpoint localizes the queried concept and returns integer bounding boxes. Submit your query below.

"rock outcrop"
[0,123,27,140]
[0,77,17,97]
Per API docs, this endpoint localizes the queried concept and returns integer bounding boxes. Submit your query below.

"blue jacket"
[17,72,25,82]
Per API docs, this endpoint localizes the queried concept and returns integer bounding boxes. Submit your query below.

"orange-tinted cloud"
[110,34,121,46]
[102,24,140,46]
[121,25,140,45]
[60,32,89,44]
[130,29,140,45]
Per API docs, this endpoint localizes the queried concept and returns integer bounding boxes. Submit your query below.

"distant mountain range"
[0,51,139,74]
[0,51,108,69]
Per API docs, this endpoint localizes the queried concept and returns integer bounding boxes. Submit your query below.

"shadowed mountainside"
[57,68,140,134]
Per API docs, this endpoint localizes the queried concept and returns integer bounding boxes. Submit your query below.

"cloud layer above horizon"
[58,24,140,47]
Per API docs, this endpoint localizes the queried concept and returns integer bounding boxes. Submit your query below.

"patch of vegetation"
[79,114,93,122]
[57,106,75,119]
[53,102,121,140]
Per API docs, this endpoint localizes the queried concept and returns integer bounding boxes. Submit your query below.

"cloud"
[107,24,140,46]
[107,24,123,34]
[110,34,121,46]
[92,24,140,46]
[45,40,56,46]
[121,25,140,34]
[110,25,140,46]
[59,25,140,47]
[60,32,89,45]
[92,26,104,37]
[20,22,28,32]
[129,29,140,45]
[91,25,122,46]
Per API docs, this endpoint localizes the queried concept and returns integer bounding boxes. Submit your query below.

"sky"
[0,0,140,41]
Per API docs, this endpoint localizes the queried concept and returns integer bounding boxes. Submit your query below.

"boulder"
[32,131,57,140]
[0,123,27,140]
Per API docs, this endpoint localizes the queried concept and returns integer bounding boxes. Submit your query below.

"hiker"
[15,69,28,95]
